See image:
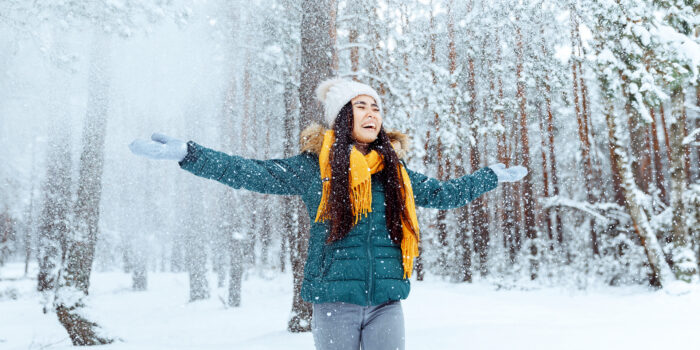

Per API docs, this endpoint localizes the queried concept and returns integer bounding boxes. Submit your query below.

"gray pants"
[312,300,405,350]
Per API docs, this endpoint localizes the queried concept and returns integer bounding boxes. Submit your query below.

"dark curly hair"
[326,101,415,245]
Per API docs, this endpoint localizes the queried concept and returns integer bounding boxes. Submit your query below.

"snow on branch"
[682,127,699,146]
[337,42,374,51]
[540,195,627,224]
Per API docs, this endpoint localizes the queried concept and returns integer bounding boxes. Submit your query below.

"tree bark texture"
[290,0,336,332]
[604,93,674,288]
[37,133,72,294]
[648,107,667,204]
[466,41,489,277]
[186,200,210,302]
[228,235,244,307]
[668,86,698,281]
[280,83,299,274]
[288,201,312,332]
[515,21,537,280]
[53,32,113,345]
[571,11,598,255]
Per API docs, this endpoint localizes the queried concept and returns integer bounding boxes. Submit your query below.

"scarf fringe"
[350,179,372,224]
[401,225,419,279]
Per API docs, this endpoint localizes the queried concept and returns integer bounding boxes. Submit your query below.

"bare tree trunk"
[546,91,563,245]
[212,75,236,285]
[37,130,71,296]
[24,147,37,276]
[130,164,151,291]
[221,70,242,297]
[515,20,537,279]
[571,11,598,255]
[288,202,311,331]
[280,83,299,274]
[348,1,360,74]
[259,108,273,267]
[426,2,449,276]
[416,33,432,283]
[626,101,652,193]
[538,34,562,248]
[213,244,226,288]
[538,103,552,243]
[222,175,243,307]
[649,107,668,204]
[468,127,489,278]
[367,3,385,95]
[219,2,245,298]
[694,85,700,183]
[608,128,627,208]
[329,0,338,72]
[434,96,450,274]
[604,92,673,288]
[289,0,336,332]
[299,0,335,132]
[185,171,209,302]
[131,259,147,291]
[228,233,244,307]
[446,0,473,282]
[186,210,210,302]
[0,212,14,267]
[695,84,700,269]
[241,55,259,267]
[464,14,489,279]
[53,31,113,345]
[659,103,673,164]
[504,125,519,264]
[494,34,518,264]
[668,85,698,281]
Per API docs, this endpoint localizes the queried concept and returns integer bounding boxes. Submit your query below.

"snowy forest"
[1,0,699,349]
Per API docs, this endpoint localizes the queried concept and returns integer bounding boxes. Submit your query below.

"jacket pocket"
[322,245,365,282]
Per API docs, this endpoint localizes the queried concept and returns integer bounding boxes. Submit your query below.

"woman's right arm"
[179,141,316,196]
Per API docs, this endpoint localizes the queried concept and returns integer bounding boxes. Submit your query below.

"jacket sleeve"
[404,165,498,210]
[178,141,316,196]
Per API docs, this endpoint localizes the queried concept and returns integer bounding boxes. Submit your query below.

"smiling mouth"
[362,122,377,130]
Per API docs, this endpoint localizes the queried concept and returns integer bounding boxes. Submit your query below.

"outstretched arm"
[179,141,314,196]
[405,166,499,210]
[130,133,315,196]
[404,162,526,209]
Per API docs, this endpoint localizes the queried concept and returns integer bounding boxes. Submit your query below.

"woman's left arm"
[178,141,314,196]
[404,165,498,210]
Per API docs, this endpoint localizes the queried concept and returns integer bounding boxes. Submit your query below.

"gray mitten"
[129,133,187,161]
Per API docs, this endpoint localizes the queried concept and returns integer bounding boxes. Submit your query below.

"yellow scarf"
[314,130,420,279]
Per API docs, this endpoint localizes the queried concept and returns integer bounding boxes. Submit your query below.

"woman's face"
[350,94,382,143]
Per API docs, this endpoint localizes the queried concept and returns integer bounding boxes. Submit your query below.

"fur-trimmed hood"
[299,123,410,159]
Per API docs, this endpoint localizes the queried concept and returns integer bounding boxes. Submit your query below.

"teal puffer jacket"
[178,128,498,306]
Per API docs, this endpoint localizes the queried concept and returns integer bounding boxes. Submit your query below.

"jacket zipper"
[366,213,374,305]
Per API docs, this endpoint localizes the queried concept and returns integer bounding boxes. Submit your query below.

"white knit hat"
[315,78,383,126]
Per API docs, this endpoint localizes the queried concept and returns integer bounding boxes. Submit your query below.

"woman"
[130,78,527,350]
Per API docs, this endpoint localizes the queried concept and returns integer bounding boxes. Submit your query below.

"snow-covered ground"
[1,262,699,350]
